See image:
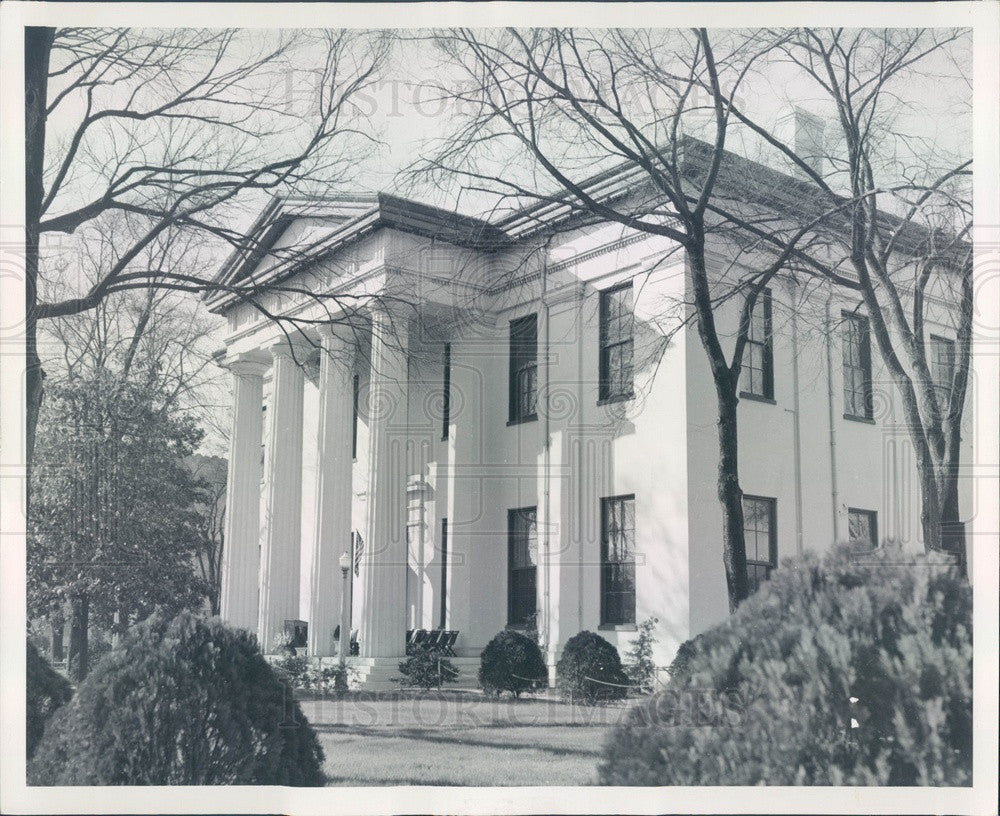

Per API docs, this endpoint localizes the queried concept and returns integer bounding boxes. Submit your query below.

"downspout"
[824,295,841,542]
[540,254,552,667]
[790,292,804,556]
[577,284,584,635]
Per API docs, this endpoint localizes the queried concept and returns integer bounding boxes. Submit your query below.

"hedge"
[599,544,972,785]
[29,610,325,785]
[26,640,72,760]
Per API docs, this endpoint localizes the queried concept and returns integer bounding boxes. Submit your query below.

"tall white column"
[220,359,267,630]
[258,343,305,652]
[359,306,409,658]
[308,328,355,656]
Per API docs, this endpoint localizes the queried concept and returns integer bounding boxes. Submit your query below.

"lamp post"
[337,552,351,690]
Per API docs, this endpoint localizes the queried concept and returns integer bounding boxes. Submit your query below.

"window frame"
[507,506,538,627]
[508,314,539,424]
[928,334,955,413]
[740,288,774,401]
[439,517,449,629]
[741,494,777,594]
[442,342,452,440]
[600,494,637,627]
[598,281,635,404]
[351,373,360,460]
[842,311,874,421]
[847,508,879,550]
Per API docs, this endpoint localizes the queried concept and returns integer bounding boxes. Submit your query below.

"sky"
[37,27,973,456]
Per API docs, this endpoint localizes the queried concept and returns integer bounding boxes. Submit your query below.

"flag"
[353,531,363,576]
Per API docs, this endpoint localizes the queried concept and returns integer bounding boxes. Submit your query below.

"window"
[929,335,955,412]
[741,289,773,399]
[601,495,636,626]
[509,314,538,423]
[599,282,634,402]
[848,508,878,550]
[351,374,360,459]
[439,518,448,628]
[441,343,452,440]
[742,495,777,593]
[507,507,538,626]
[842,312,873,420]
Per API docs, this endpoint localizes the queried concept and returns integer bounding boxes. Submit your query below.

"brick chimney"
[794,107,825,178]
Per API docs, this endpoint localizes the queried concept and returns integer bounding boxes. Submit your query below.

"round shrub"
[398,649,459,690]
[556,631,629,704]
[28,610,325,785]
[599,544,972,786]
[26,640,72,760]
[478,630,547,698]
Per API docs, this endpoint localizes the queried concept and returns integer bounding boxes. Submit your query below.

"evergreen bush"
[398,649,459,690]
[623,617,659,694]
[478,630,547,698]
[28,610,326,785]
[599,544,972,786]
[26,640,72,760]
[556,631,629,704]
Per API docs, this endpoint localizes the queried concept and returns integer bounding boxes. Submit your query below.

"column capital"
[226,356,269,378]
[268,340,317,363]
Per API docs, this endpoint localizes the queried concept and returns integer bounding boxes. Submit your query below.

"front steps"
[345,656,483,691]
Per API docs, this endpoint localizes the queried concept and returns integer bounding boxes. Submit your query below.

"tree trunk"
[717,390,750,611]
[24,28,54,475]
[67,592,89,682]
[939,471,967,577]
[50,619,64,663]
[917,468,944,555]
[687,238,750,612]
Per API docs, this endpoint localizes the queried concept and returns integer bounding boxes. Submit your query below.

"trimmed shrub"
[26,640,72,760]
[556,631,629,704]
[28,610,325,785]
[599,544,972,786]
[478,630,547,698]
[398,649,458,690]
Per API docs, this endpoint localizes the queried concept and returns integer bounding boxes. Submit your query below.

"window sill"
[597,393,634,407]
[739,391,776,405]
[507,414,538,427]
[843,413,876,425]
[598,623,637,632]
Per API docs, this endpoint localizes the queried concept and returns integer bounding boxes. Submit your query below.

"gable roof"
[206,192,510,312]
[208,137,969,313]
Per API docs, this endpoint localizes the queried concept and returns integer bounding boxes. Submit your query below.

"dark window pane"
[601,495,636,625]
[600,284,634,401]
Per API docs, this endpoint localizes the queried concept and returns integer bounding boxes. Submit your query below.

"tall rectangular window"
[741,288,773,399]
[842,313,873,420]
[599,282,634,402]
[351,373,360,459]
[439,518,448,629]
[507,507,538,627]
[509,314,538,423]
[600,495,636,626]
[742,495,777,593]
[442,342,452,440]
[929,335,955,411]
[848,508,878,550]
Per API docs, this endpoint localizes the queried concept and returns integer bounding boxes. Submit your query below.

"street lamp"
[338,552,351,674]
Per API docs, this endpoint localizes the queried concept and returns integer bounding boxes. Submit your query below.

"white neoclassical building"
[209,146,972,686]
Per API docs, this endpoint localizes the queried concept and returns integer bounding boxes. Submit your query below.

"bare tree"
[718,28,973,563]
[414,28,870,610]
[25,26,394,469]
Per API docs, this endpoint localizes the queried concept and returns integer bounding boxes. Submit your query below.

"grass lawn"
[298,690,633,786]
